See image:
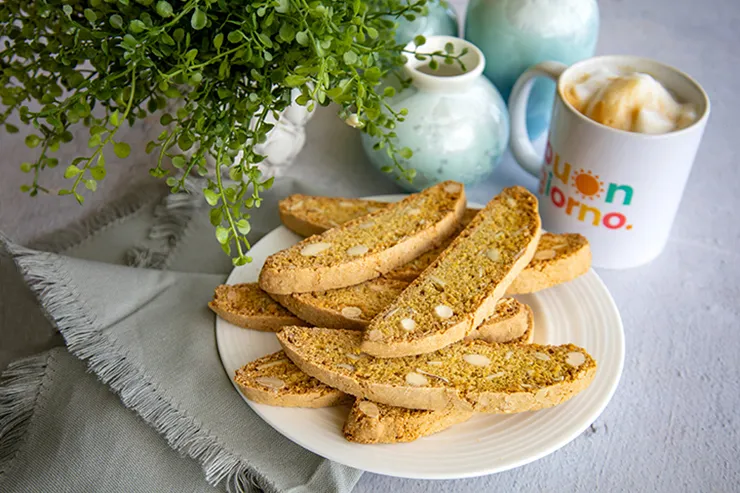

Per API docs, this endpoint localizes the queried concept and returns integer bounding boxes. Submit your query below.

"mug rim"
[556,55,711,139]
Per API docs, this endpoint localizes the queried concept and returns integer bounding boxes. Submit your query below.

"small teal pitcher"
[362,36,509,192]
[465,0,599,140]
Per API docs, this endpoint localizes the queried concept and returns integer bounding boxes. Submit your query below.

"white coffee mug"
[509,55,710,269]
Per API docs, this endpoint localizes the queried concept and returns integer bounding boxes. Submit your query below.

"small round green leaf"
[203,188,219,206]
[191,8,207,30]
[64,165,81,179]
[343,51,358,65]
[214,33,224,50]
[25,135,41,148]
[129,20,146,34]
[109,110,121,127]
[236,219,251,235]
[109,14,123,29]
[155,1,174,18]
[113,142,131,158]
[215,226,229,244]
[209,208,222,226]
[295,31,309,46]
[90,166,106,180]
[84,9,97,23]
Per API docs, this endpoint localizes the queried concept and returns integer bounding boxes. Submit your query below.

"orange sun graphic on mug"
[572,169,605,200]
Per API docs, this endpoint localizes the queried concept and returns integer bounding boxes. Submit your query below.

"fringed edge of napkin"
[27,182,163,254]
[25,177,206,273]
[124,178,204,270]
[5,242,277,493]
[0,353,50,478]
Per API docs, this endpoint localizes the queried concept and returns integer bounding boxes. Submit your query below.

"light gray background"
[1,0,738,491]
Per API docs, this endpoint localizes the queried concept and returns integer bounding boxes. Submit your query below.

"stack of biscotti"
[214,183,596,444]
[278,194,591,292]
[258,180,467,294]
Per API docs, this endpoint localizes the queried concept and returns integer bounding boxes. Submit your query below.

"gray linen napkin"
[0,177,364,492]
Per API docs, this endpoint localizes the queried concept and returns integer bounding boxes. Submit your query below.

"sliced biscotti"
[279,195,389,237]
[384,208,480,282]
[506,233,591,294]
[387,232,589,290]
[343,399,473,444]
[279,194,591,292]
[234,350,349,407]
[233,309,533,410]
[362,186,541,358]
[272,278,532,344]
[467,297,533,344]
[271,278,408,331]
[209,283,304,331]
[259,181,466,295]
[278,326,596,412]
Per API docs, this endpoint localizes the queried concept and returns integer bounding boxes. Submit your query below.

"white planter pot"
[164,90,313,181]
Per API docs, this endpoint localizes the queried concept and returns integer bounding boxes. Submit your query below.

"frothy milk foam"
[564,67,697,134]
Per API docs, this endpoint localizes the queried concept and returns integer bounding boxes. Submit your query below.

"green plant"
[1,0,465,265]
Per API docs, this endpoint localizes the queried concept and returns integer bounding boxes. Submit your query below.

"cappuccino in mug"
[563,68,697,134]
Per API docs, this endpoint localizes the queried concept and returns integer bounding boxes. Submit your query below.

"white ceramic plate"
[216,195,624,479]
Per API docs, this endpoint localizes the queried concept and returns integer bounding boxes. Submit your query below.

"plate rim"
[216,194,625,479]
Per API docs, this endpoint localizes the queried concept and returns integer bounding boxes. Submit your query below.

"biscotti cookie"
[467,297,533,344]
[384,208,480,282]
[234,350,349,407]
[233,308,533,409]
[272,278,532,343]
[362,186,541,358]
[343,399,473,444]
[506,233,591,294]
[259,181,466,295]
[278,326,596,412]
[271,278,408,331]
[279,195,591,291]
[387,232,588,290]
[279,194,389,237]
[209,283,304,331]
[343,304,535,444]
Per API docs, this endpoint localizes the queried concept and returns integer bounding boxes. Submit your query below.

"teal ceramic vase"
[393,0,459,45]
[465,0,599,140]
[362,36,509,192]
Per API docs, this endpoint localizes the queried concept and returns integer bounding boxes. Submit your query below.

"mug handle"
[508,61,568,177]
